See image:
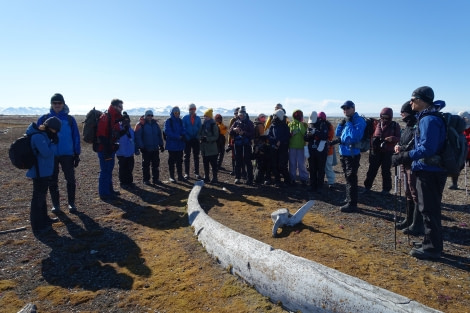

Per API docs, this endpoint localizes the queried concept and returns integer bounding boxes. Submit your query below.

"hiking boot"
[396,200,414,230]
[51,207,60,214]
[381,190,390,195]
[340,204,359,213]
[184,174,189,179]
[68,204,78,213]
[195,174,202,180]
[245,180,253,186]
[143,180,152,186]
[234,179,242,184]
[178,176,186,182]
[210,178,218,184]
[203,177,210,183]
[448,184,458,190]
[409,247,441,260]
[169,177,176,183]
[47,217,60,224]
[153,180,161,185]
[403,207,424,236]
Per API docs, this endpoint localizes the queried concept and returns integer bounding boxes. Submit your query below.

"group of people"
[26,87,470,261]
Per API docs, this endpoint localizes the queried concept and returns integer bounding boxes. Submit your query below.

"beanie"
[258,113,267,122]
[380,107,393,119]
[401,101,414,115]
[412,86,434,104]
[145,110,153,116]
[308,111,317,124]
[50,93,65,104]
[44,116,62,132]
[293,110,303,121]
[318,112,326,121]
[189,103,196,111]
[458,111,470,129]
[204,108,213,119]
[274,109,285,121]
[275,103,283,110]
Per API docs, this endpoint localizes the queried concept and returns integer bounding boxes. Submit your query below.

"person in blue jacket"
[37,93,81,213]
[27,117,62,234]
[134,110,164,185]
[334,100,366,213]
[164,106,186,182]
[182,103,202,179]
[117,112,138,188]
[392,86,447,260]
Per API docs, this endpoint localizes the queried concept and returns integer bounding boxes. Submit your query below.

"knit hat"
[318,112,326,120]
[44,116,62,132]
[240,106,246,114]
[341,100,355,109]
[204,108,213,119]
[380,107,393,119]
[458,111,470,129]
[308,111,317,124]
[274,109,285,121]
[275,103,283,110]
[258,113,267,122]
[171,106,180,115]
[401,101,414,115]
[292,110,303,122]
[145,110,153,116]
[411,86,434,104]
[189,103,196,111]
[433,100,446,111]
[50,93,65,104]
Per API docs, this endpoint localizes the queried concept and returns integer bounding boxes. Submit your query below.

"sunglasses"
[146,115,153,117]
[52,101,63,105]
[380,114,391,119]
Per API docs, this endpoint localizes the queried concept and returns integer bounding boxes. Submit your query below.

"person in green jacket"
[199,108,220,183]
[288,109,309,185]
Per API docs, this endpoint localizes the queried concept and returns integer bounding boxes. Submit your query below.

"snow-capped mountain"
[0,106,235,117]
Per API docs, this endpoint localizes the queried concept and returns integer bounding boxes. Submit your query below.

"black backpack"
[357,116,376,152]
[9,126,39,170]
[83,107,103,144]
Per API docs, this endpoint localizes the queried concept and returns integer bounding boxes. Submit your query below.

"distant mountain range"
[0,106,235,117]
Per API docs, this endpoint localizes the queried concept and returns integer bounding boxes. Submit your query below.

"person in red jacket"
[96,99,124,200]
[363,107,401,194]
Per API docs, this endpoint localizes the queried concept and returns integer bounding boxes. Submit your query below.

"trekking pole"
[394,166,398,250]
[465,161,468,199]
[402,169,411,246]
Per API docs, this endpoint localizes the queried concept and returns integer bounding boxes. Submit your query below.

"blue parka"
[182,114,202,141]
[26,123,56,178]
[134,116,164,152]
[335,112,366,156]
[409,108,446,172]
[37,106,81,156]
[117,124,137,158]
[164,109,186,151]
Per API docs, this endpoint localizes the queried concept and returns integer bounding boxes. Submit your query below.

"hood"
[380,107,393,119]
[25,122,41,136]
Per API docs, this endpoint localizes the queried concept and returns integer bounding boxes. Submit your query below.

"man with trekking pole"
[392,87,446,260]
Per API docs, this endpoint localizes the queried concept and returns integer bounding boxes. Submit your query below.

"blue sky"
[0,0,468,116]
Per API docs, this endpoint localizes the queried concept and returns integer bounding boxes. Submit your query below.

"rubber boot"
[403,204,424,236]
[396,200,414,230]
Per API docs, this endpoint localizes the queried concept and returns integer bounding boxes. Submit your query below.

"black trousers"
[49,155,76,207]
[234,144,253,180]
[340,154,361,207]
[364,150,393,191]
[270,144,290,183]
[184,138,200,175]
[141,150,160,183]
[117,155,135,184]
[168,150,183,179]
[308,149,328,190]
[203,154,218,180]
[415,170,447,253]
[31,176,51,231]
[216,135,226,167]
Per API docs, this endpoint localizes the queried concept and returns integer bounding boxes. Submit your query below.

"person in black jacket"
[304,111,330,193]
[267,109,291,187]
[394,102,423,235]
[229,108,254,185]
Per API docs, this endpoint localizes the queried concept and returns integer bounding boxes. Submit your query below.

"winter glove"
[159,145,165,153]
[391,151,410,167]
[73,154,80,168]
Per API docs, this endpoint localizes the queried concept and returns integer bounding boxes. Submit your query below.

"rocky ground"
[0,115,469,313]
